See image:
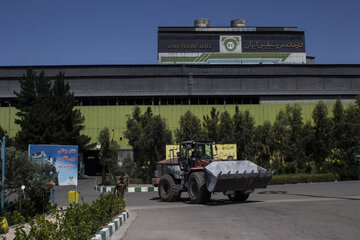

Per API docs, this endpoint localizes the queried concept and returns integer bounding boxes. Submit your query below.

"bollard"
[0,217,8,234]
[68,190,80,204]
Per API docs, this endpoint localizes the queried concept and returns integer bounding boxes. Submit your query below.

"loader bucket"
[204,160,273,193]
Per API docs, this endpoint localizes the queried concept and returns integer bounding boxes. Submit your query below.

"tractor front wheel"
[188,172,211,204]
[159,174,180,202]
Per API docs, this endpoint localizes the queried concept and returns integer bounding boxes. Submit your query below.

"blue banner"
[28,145,78,186]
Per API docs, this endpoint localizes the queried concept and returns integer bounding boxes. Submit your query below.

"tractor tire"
[227,191,250,202]
[188,172,211,204]
[159,174,180,202]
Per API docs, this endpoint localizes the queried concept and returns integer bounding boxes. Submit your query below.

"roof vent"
[194,19,210,28]
[231,19,246,27]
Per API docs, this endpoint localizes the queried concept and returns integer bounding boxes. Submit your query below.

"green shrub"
[304,164,312,174]
[269,173,339,185]
[5,210,25,226]
[275,166,283,175]
[135,178,143,184]
[13,193,126,240]
[336,165,360,180]
[284,162,297,174]
[5,197,54,226]
[319,161,360,181]
[15,214,61,240]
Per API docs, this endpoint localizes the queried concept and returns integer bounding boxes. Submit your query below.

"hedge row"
[269,173,340,185]
[12,193,125,240]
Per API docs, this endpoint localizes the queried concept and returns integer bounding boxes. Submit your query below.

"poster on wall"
[28,144,78,186]
[166,144,237,160]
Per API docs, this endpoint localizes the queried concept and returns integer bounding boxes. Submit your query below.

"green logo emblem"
[221,37,240,52]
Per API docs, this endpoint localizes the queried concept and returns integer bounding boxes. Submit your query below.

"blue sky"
[1,0,359,66]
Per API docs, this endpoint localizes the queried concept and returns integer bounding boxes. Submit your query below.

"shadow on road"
[257,190,359,201]
[257,190,288,194]
[149,196,262,206]
[288,193,360,201]
[204,199,262,207]
[150,197,161,201]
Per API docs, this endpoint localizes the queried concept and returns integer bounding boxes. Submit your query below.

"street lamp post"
[8,102,11,137]
[20,185,25,215]
[0,136,5,216]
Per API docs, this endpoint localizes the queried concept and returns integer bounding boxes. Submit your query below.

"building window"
[71,96,259,106]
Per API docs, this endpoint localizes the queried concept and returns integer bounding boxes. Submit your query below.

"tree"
[286,104,306,169]
[0,125,13,147]
[50,72,91,152]
[123,107,145,181]
[120,155,136,183]
[341,105,360,166]
[331,97,345,150]
[142,115,172,180]
[233,106,256,160]
[2,147,53,222]
[302,120,315,170]
[175,110,204,143]
[14,70,91,151]
[14,70,52,149]
[356,93,360,107]
[124,107,172,182]
[254,121,273,169]
[272,110,290,171]
[203,107,220,141]
[219,111,234,144]
[312,101,332,169]
[98,127,120,184]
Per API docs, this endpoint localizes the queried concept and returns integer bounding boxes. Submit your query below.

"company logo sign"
[220,36,241,53]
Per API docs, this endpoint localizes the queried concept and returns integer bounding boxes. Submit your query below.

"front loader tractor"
[152,141,273,204]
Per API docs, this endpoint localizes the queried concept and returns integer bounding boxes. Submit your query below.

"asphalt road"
[122,181,360,240]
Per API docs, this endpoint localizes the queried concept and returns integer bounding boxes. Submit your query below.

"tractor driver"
[189,149,201,167]
[194,144,211,161]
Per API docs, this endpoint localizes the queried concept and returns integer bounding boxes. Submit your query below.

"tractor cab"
[179,141,215,170]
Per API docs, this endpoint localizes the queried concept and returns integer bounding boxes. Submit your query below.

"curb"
[94,185,158,193]
[91,211,129,240]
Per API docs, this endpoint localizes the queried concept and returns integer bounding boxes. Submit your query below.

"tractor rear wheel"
[227,191,250,202]
[188,172,211,204]
[159,174,180,202]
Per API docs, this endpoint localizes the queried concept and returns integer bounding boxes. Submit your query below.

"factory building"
[0,20,359,175]
[1,64,359,142]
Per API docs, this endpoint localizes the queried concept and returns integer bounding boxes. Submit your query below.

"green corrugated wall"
[0,106,17,139]
[0,104,337,149]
